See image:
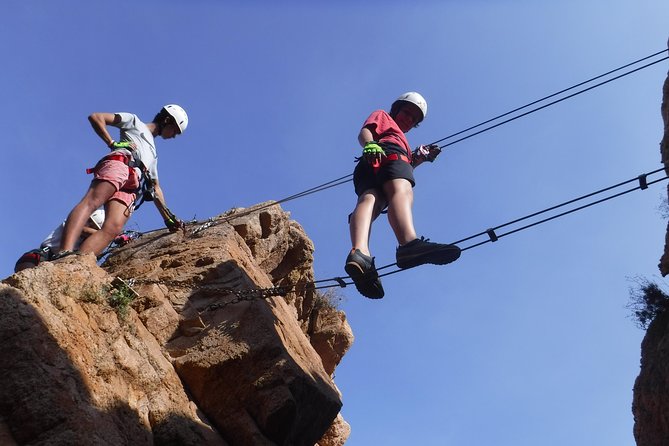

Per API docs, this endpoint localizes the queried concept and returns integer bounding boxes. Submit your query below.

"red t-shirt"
[362,110,411,160]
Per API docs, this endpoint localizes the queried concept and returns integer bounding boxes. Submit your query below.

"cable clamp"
[334,277,347,288]
[486,228,499,242]
[638,174,648,190]
[274,286,290,296]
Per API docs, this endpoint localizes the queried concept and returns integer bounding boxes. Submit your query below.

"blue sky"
[1,1,668,445]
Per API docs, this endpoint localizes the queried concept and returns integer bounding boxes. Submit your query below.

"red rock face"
[0,203,353,446]
[633,311,669,446]
[635,45,669,446]
[658,61,669,276]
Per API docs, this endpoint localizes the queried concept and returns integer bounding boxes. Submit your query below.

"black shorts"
[353,158,415,196]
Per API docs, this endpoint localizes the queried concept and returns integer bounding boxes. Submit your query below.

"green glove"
[109,141,132,150]
[164,209,184,232]
[363,142,385,157]
[164,216,184,232]
[362,142,386,167]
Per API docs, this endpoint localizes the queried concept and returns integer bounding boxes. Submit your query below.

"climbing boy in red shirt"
[345,92,461,299]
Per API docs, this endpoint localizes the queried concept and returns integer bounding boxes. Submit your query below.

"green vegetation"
[628,277,669,329]
[313,288,343,311]
[80,285,104,303]
[107,278,138,321]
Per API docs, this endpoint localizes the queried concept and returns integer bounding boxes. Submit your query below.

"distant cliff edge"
[633,40,669,446]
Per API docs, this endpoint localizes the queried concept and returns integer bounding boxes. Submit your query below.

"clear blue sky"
[1,2,668,445]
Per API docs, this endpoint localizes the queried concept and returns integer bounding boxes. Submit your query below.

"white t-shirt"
[110,112,159,182]
[40,209,105,251]
[40,222,77,250]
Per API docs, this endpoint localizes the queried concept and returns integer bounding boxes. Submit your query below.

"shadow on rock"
[0,278,224,446]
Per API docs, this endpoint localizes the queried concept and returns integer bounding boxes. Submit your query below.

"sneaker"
[51,250,78,260]
[344,249,385,299]
[396,237,461,269]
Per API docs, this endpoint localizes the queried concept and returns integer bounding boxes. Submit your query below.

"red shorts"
[94,159,139,208]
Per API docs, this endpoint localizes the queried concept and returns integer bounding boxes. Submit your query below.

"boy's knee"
[101,224,124,239]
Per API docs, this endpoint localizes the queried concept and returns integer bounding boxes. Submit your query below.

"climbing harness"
[86,153,131,177]
[85,148,157,212]
[133,174,156,210]
[128,158,156,211]
[364,143,438,172]
[359,141,412,174]
[373,153,410,173]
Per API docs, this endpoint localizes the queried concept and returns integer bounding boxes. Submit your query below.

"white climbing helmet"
[163,104,189,133]
[89,208,106,229]
[393,92,428,122]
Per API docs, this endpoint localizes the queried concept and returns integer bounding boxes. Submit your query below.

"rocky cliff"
[0,203,354,446]
[633,42,669,446]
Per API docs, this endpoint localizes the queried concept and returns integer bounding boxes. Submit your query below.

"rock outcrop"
[0,203,353,445]
[657,40,669,276]
[633,40,669,446]
[633,310,669,446]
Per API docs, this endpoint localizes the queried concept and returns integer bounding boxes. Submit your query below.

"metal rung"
[638,174,648,190]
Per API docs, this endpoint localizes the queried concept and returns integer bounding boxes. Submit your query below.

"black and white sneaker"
[344,249,385,299]
[51,250,78,260]
[396,237,461,269]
